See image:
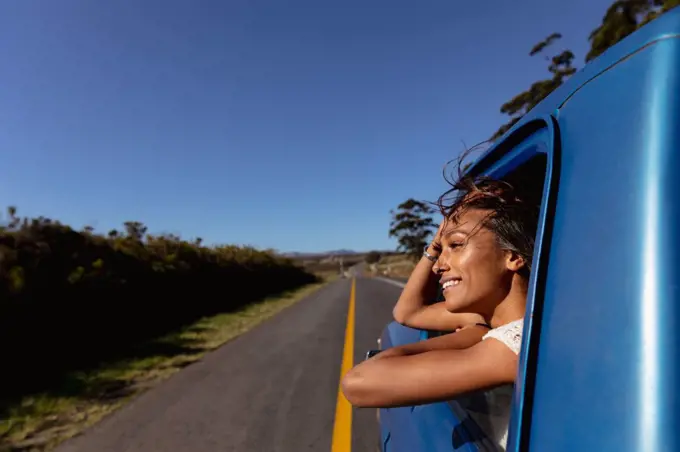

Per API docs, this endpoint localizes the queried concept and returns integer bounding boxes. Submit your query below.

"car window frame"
[422,115,561,451]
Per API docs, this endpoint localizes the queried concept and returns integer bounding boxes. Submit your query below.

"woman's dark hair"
[436,144,541,278]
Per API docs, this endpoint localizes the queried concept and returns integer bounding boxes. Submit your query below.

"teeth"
[442,279,460,289]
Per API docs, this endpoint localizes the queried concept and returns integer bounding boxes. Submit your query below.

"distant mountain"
[282,249,395,259]
[281,252,316,258]
[282,249,359,258]
[326,249,358,255]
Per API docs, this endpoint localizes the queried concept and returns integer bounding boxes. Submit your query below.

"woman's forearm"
[371,325,488,361]
[342,338,517,408]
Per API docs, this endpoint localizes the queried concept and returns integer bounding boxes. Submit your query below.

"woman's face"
[435,208,518,315]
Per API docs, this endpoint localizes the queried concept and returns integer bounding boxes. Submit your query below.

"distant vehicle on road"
[376,9,680,451]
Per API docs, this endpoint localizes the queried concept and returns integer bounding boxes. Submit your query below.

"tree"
[491,34,576,140]
[587,0,678,62]
[123,221,148,241]
[389,199,437,258]
[6,205,20,230]
[365,251,381,264]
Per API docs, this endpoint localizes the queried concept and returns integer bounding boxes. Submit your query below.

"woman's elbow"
[392,307,411,326]
[341,369,374,407]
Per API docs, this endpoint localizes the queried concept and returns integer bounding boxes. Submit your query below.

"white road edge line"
[374,277,406,288]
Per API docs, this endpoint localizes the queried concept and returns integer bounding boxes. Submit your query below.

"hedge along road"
[54,277,404,452]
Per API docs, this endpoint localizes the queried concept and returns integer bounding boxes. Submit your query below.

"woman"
[341,173,538,445]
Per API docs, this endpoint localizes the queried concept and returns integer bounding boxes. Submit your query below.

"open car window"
[439,118,558,450]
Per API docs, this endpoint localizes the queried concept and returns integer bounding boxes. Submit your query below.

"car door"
[377,321,423,452]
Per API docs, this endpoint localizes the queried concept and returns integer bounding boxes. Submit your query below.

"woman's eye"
[449,242,463,249]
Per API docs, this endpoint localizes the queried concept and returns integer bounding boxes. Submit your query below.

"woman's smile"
[441,276,462,291]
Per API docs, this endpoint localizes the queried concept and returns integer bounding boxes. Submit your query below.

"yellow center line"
[331,277,356,452]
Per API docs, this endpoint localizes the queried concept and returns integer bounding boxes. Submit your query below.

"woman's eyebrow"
[443,228,468,238]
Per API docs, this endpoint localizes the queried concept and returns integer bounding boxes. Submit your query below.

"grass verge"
[367,254,415,279]
[0,279,332,452]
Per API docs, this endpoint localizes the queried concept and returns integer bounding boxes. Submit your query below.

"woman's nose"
[433,258,449,274]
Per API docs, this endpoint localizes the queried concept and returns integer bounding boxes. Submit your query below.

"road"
[54,277,403,452]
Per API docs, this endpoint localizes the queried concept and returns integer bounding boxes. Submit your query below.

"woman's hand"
[427,220,448,256]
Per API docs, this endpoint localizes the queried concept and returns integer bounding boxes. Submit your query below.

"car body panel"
[525,34,680,452]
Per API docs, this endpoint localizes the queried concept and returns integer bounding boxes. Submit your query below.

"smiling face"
[435,208,523,316]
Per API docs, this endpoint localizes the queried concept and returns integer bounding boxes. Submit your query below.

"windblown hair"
[436,143,541,278]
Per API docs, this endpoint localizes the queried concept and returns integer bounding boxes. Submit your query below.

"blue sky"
[0,0,613,253]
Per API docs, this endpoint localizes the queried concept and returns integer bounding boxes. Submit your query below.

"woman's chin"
[443,296,468,314]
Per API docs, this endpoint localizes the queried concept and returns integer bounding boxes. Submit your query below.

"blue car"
[377,8,680,452]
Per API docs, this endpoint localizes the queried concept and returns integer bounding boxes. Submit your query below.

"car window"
[442,118,558,450]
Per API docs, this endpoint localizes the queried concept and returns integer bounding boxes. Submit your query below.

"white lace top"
[467,319,524,451]
[482,318,524,355]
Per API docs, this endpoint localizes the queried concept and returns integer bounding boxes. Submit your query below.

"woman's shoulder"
[482,318,524,355]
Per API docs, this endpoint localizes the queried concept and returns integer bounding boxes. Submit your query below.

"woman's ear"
[505,250,525,272]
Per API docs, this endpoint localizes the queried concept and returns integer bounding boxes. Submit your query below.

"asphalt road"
[54,277,403,452]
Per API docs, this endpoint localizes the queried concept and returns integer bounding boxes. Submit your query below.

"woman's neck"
[489,276,528,328]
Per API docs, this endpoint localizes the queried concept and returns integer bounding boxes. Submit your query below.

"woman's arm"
[342,333,518,408]
[374,324,490,361]
[391,242,440,325]
[394,300,486,332]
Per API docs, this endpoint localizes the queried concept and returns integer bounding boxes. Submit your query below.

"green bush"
[0,207,317,402]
